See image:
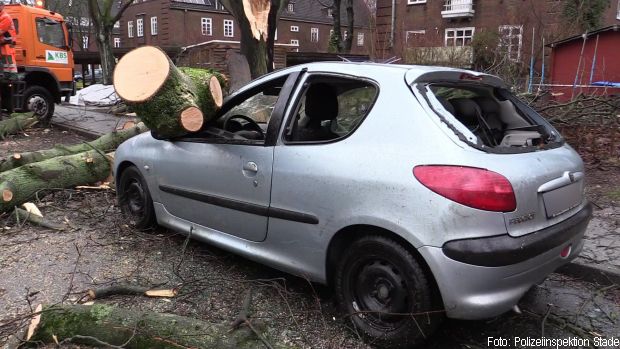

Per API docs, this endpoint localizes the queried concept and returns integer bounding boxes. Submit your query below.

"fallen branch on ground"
[14,208,65,231]
[25,304,288,349]
[82,285,178,302]
[0,122,147,173]
[0,150,113,212]
[0,113,37,139]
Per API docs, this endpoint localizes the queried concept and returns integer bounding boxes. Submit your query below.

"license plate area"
[542,181,582,218]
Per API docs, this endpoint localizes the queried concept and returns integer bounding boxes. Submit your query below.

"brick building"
[118,0,371,55]
[375,0,620,69]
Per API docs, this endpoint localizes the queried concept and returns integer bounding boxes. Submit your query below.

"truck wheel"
[23,86,55,121]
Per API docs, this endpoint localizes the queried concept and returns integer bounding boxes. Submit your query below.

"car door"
[154,71,300,242]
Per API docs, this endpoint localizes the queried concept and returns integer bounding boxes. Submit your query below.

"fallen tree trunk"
[114,46,223,138]
[0,150,112,212]
[0,122,147,173]
[0,112,37,139]
[27,304,285,349]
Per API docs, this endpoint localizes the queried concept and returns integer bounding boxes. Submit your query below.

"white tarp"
[69,84,120,107]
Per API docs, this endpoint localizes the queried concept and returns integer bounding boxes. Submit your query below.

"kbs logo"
[45,50,68,64]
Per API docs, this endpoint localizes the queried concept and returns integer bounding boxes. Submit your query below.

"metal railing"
[443,0,474,13]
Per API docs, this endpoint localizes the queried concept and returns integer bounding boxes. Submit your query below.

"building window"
[290,25,299,32]
[82,36,88,49]
[150,16,157,35]
[288,3,294,12]
[127,20,134,38]
[357,32,364,46]
[499,25,523,61]
[343,30,348,40]
[201,17,212,35]
[114,37,121,48]
[291,39,299,45]
[224,19,234,37]
[407,0,426,4]
[136,18,143,37]
[617,0,620,19]
[311,27,319,42]
[445,27,474,46]
[405,30,425,47]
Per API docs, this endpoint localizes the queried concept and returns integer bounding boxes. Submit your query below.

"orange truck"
[4,2,74,120]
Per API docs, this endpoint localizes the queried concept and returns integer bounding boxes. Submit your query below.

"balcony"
[441,0,475,19]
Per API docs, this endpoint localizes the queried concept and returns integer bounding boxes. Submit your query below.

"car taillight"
[413,165,516,212]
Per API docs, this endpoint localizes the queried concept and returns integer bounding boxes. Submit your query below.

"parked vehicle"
[4,3,75,120]
[114,62,592,348]
[73,71,82,82]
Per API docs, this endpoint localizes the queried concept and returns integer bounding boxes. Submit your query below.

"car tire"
[335,235,442,348]
[118,166,156,230]
[23,86,55,122]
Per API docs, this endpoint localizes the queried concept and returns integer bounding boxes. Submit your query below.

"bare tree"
[218,0,288,78]
[87,0,134,85]
[319,0,355,53]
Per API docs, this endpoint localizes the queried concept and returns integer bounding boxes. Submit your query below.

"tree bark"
[27,304,287,349]
[0,122,147,173]
[114,46,223,138]
[0,112,37,140]
[0,150,112,213]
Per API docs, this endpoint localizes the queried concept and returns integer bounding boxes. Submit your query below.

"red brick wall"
[118,1,370,55]
[375,0,620,64]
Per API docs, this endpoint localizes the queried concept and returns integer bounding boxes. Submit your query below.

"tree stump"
[113,46,223,138]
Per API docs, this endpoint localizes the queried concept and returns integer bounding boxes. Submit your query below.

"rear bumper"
[442,203,592,266]
[419,203,591,319]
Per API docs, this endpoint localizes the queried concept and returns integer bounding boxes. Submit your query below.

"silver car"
[115,62,592,348]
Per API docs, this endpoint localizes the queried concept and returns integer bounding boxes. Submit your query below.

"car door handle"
[243,162,258,173]
[36,55,45,59]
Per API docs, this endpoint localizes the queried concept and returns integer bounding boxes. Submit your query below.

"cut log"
[114,46,224,138]
[0,122,147,173]
[0,112,37,139]
[0,150,112,212]
[26,304,285,349]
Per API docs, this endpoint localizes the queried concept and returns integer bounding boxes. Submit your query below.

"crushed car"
[114,62,592,348]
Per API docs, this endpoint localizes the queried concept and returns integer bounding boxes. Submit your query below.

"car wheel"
[23,86,55,122]
[335,235,442,348]
[118,166,156,230]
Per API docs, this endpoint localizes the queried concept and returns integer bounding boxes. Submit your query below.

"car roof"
[232,62,505,98]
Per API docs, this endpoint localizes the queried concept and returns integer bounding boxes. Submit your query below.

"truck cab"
[4,3,74,120]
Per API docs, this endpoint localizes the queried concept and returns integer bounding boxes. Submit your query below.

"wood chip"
[22,202,43,217]
[26,304,42,341]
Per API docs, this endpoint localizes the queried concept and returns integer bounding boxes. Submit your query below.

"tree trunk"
[220,0,287,78]
[27,304,287,349]
[0,113,37,139]
[0,150,112,213]
[94,24,115,85]
[0,122,147,173]
[333,0,343,52]
[114,46,223,138]
[344,0,355,53]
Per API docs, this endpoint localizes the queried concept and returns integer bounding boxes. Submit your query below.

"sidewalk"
[53,104,137,138]
[50,105,620,285]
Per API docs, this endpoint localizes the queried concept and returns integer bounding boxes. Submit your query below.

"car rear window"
[418,83,562,153]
